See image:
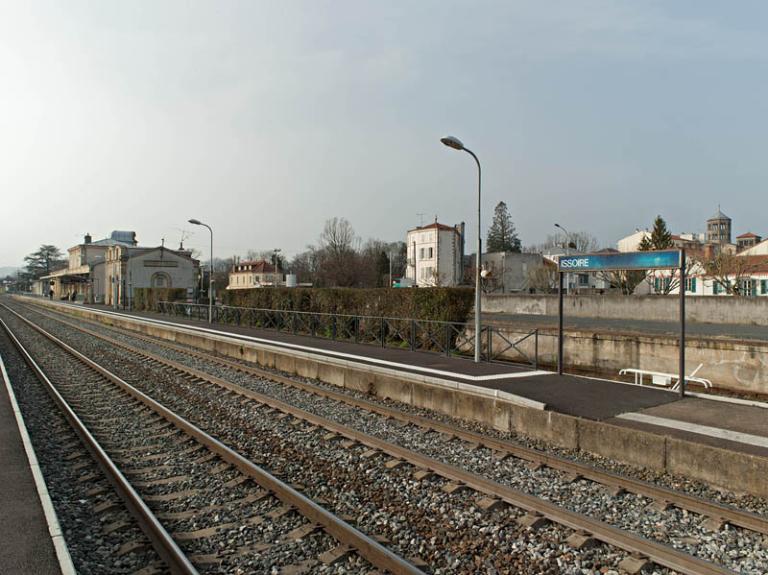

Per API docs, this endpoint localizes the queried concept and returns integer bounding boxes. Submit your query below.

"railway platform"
[71,303,768,456]
[0,350,69,574]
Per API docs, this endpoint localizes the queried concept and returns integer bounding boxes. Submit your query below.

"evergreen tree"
[486,201,521,253]
[638,215,673,251]
[24,245,65,279]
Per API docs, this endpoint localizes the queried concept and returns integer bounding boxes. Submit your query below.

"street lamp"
[188,218,213,323]
[555,223,577,295]
[554,223,577,251]
[441,135,482,363]
[272,248,282,286]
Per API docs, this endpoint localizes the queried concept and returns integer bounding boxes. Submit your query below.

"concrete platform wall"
[482,293,768,326]
[468,327,768,396]
[25,299,768,498]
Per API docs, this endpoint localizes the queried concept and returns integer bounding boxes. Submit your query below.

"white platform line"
[0,350,77,575]
[54,302,551,383]
[617,412,768,449]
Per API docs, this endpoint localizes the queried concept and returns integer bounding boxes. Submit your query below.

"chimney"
[84,233,92,244]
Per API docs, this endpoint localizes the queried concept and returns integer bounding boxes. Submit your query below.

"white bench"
[619,363,711,391]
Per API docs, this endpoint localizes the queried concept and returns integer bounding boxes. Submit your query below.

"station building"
[40,231,199,306]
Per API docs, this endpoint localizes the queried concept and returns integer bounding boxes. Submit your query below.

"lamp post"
[554,223,577,293]
[441,135,482,363]
[272,248,282,287]
[188,218,213,323]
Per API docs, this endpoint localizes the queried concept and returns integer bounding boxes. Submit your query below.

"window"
[713,281,729,295]
[428,247,434,259]
[578,274,589,286]
[762,280,768,295]
[419,248,425,259]
[686,277,697,292]
[740,279,757,297]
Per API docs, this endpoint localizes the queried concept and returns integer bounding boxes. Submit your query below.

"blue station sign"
[558,249,681,272]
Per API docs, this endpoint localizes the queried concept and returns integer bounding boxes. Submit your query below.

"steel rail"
[7,306,736,575]
[25,301,768,538]
[1,304,425,575]
[0,317,199,575]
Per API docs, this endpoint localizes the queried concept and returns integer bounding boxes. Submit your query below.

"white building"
[639,255,768,297]
[739,237,768,257]
[405,221,464,287]
[617,230,650,253]
[227,260,284,289]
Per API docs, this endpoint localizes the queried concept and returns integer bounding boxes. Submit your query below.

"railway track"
[33,304,767,535]
[3,300,760,574]
[16,303,768,531]
[0,308,423,574]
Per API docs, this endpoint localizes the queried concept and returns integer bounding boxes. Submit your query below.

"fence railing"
[156,301,539,368]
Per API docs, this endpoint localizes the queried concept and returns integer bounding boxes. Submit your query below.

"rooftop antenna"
[178,228,191,250]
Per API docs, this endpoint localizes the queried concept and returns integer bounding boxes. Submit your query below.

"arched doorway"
[151,272,172,288]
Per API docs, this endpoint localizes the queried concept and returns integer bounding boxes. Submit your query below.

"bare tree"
[320,217,358,256]
[598,269,645,295]
[524,231,598,255]
[526,262,558,293]
[698,253,767,296]
[316,217,359,287]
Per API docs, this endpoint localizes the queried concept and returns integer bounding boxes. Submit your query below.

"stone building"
[40,231,137,300]
[706,207,732,244]
[93,244,199,307]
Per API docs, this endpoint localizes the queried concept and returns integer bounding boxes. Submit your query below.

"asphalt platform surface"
[0,351,61,574]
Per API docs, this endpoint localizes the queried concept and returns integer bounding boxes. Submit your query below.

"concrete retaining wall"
[482,293,768,326]
[466,327,768,396]
[24,298,768,498]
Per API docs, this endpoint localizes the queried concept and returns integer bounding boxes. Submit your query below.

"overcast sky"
[2,1,768,267]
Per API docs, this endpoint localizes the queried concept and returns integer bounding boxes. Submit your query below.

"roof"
[707,207,730,221]
[737,232,760,239]
[408,222,459,233]
[91,238,134,246]
[710,255,768,275]
[233,260,276,273]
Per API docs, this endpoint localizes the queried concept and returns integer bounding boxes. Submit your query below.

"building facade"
[226,260,284,290]
[40,231,138,300]
[479,252,543,293]
[404,221,464,287]
[737,232,762,252]
[94,244,199,306]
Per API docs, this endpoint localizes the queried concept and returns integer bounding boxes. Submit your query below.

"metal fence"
[156,301,539,367]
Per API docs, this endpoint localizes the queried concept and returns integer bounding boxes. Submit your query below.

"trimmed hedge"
[221,287,475,324]
[134,287,186,310]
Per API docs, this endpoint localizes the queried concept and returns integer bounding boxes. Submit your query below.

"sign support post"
[557,249,686,396]
[679,249,686,398]
[557,271,564,375]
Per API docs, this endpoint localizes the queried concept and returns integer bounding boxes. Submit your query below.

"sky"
[2,1,768,268]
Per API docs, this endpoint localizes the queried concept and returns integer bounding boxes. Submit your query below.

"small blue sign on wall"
[558,250,681,272]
